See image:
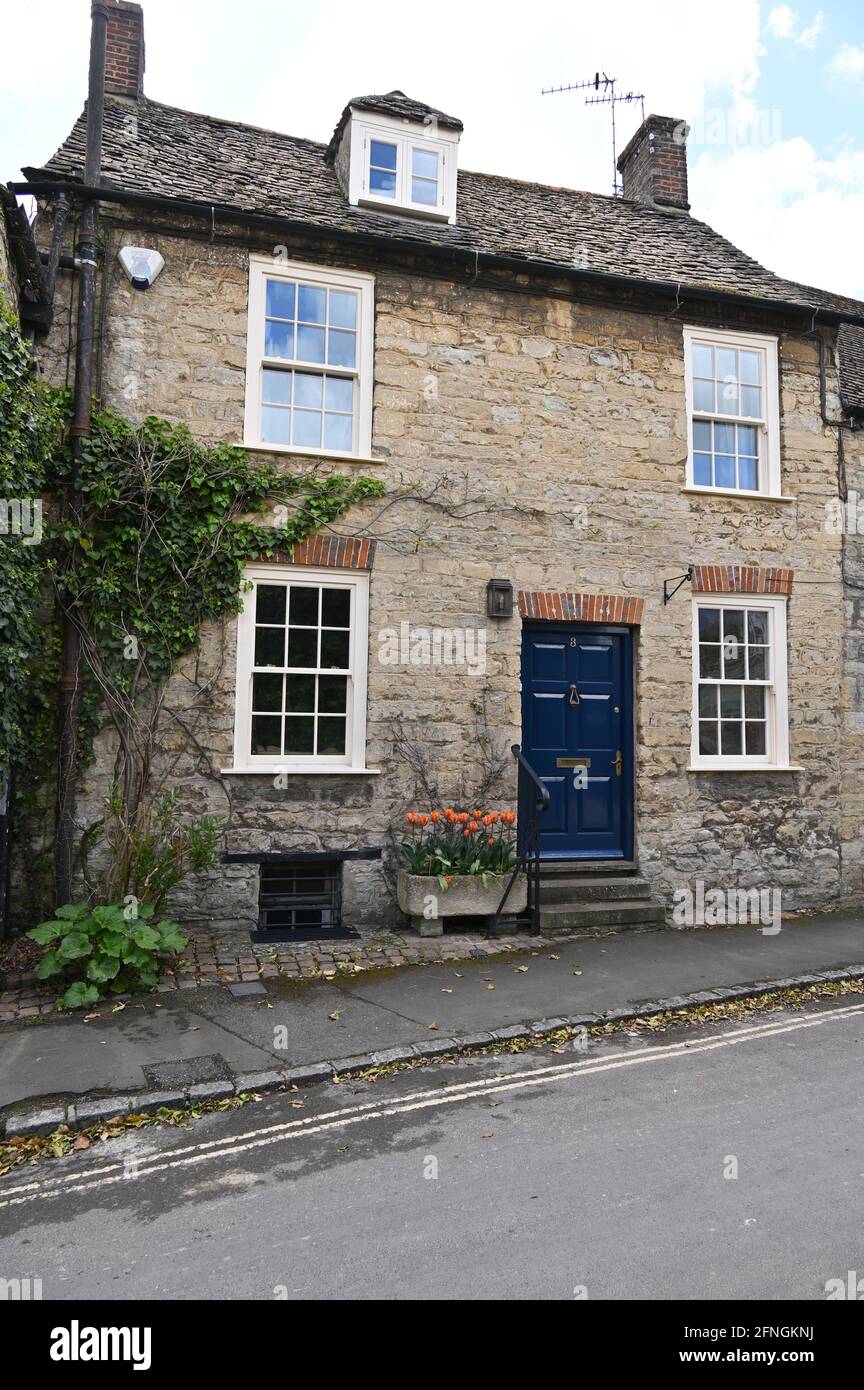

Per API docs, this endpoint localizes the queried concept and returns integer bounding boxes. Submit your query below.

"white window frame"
[690,594,790,771]
[231,564,370,773]
[683,326,781,499]
[244,255,374,459]
[347,113,459,223]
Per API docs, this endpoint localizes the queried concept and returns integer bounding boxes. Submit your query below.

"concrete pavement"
[2,911,864,1135]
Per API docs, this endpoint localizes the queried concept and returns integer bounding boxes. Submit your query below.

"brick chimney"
[617,114,689,212]
[104,0,145,99]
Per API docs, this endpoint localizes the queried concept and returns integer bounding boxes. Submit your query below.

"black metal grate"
[256,859,354,940]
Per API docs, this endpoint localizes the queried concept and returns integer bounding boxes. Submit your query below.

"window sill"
[356,197,451,224]
[688,764,804,774]
[682,487,796,503]
[221,766,381,776]
[239,443,386,466]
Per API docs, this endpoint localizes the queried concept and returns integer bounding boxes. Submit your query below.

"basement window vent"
[255,858,355,941]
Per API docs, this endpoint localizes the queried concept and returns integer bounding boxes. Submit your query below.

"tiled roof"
[838,325,864,415]
[32,96,864,338]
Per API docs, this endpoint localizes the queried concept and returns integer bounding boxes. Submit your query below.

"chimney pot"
[103,0,145,99]
[617,114,689,212]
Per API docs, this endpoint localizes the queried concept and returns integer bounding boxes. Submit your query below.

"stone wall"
[31,208,854,932]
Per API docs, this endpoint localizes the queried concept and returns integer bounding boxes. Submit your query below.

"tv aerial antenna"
[542,72,646,196]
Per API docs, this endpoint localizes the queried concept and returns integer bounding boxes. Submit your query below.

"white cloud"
[691,136,864,299]
[765,7,824,48]
[829,43,864,86]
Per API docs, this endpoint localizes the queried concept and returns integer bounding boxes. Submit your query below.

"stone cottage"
[15,0,864,939]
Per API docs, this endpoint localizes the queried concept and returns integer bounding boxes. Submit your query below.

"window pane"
[693,378,714,412]
[370,139,397,170]
[260,409,288,451]
[723,643,745,680]
[720,721,743,755]
[324,412,353,451]
[293,372,323,408]
[327,329,356,369]
[322,588,351,627]
[254,626,285,667]
[317,716,347,755]
[694,454,712,485]
[716,348,737,381]
[265,320,294,359]
[370,167,397,196]
[723,610,745,642]
[715,455,735,488]
[412,177,438,205]
[262,369,292,404]
[693,420,711,451]
[287,628,318,667]
[716,381,739,416]
[738,457,758,490]
[739,350,761,385]
[318,675,348,713]
[292,409,322,448]
[328,290,357,330]
[290,586,319,625]
[744,686,766,718]
[412,149,438,178]
[698,608,721,642]
[699,721,719,755]
[719,684,742,718]
[285,674,316,712]
[748,645,767,680]
[699,644,721,678]
[745,721,766,755]
[297,285,326,324]
[714,422,735,453]
[748,610,769,644]
[693,344,713,377]
[251,715,282,755]
[740,385,762,418]
[698,685,718,717]
[256,585,286,625]
[326,376,354,412]
[266,281,295,319]
[284,716,315,754]
[321,629,350,668]
[252,673,283,711]
[297,325,326,363]
[737,425,758,455]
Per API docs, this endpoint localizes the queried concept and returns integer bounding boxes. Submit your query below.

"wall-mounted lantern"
[486,578,514,619]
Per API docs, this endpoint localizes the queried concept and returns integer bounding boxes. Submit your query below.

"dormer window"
[327,91,462,224]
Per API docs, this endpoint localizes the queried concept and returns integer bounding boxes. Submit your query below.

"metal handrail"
[490,744,549,935]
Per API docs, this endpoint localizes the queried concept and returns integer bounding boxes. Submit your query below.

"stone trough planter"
[397,869,528,936]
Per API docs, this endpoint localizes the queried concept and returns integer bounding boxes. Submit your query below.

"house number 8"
[570,637,578,646]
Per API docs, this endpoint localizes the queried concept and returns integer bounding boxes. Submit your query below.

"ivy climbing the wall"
[1,293,384,929]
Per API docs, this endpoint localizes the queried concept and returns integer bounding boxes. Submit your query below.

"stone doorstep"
[3,967,861,1141]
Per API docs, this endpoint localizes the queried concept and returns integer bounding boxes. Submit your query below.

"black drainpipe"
[55,1,108,908]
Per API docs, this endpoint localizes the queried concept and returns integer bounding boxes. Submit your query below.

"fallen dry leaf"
[71,1134,91,1151]
[328,1009,341,1021]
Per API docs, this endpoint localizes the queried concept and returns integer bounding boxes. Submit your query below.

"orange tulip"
[472,809,482,820]
[458,812,469,823]
[406,812,416,825]
[430,811,440,823]
[418,814,429,827]
[468,820,479,833]
[463,828,471,837]
[487,837,495,846]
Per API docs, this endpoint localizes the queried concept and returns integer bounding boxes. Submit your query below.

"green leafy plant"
[400,807,518,888]
[92,788,223,915]
[26,901,188,1009]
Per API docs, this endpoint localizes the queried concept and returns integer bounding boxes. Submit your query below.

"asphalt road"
[2,996,863,1300]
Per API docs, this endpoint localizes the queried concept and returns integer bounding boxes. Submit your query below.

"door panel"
[521,624,633,859]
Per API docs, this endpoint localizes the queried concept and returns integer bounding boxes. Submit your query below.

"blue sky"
[3,1,863,298]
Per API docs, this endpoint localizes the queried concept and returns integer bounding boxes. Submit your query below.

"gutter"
[13,175,864,332]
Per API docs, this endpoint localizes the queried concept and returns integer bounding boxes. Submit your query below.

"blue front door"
[521,624,634,859]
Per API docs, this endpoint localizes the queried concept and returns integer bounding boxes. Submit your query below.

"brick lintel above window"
[691,564,793,596]
[255,536,376,571]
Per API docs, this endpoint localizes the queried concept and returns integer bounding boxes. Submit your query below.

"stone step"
[539,859,639,876]
[540,875,653,905]
[538,900,667,933]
